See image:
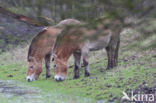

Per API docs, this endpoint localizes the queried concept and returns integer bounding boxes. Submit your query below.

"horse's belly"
[88,33,111,51]
[89,41,108,51]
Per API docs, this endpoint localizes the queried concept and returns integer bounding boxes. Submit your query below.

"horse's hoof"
[85,72,90,77]
[73,75,80,79]
[46,75,51,79]
[106,67,113,70]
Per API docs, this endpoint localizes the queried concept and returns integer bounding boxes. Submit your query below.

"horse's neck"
[30,52,44,62]
[56,45,77,61]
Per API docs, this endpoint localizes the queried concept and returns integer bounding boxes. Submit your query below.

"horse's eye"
[54,64,57,68]
[30,66,34,69]
[52,57,55,61]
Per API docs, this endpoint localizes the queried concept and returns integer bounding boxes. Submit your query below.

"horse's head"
[26,56,42,82]
[52,54,68,81]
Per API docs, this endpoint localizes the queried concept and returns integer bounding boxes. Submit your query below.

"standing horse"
[26,19,81,82]
[52,17,123,81]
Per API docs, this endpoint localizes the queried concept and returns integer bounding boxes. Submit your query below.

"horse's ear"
[52,53,57,61]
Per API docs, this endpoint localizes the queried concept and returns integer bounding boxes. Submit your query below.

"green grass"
[0,46,155,103]
[0,18,156,102]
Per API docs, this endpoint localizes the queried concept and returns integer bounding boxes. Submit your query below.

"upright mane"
[55,19,81,28]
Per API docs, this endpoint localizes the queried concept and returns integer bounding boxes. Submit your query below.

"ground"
[0,19,156,103]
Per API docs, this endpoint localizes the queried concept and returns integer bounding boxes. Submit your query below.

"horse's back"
[55,19,81,28]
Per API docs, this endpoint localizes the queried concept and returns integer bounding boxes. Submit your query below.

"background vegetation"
[0,0,156,103]
[0,0,155,52]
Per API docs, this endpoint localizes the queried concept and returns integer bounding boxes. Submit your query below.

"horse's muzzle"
[27,78,31,82]
[54,75,65,81]
[26,75,35,82]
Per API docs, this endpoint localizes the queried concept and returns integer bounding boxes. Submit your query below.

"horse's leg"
[45,53,51,78]
[73,51,81,79]
[106,45,115,69]
[82,52,90,77]
[114,38,120,66]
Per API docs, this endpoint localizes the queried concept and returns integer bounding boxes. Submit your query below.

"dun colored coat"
[26,19,81,82]
[52,17,123,81]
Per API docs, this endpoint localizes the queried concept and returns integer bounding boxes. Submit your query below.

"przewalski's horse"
[26,19,81,82]
[52,17,123,81]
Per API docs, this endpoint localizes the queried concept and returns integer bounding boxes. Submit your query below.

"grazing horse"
[52,17,123,81]
[26,19,81,82]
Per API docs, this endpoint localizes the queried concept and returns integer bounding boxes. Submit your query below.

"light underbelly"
[88,34,111,51]
[89,41,109,51]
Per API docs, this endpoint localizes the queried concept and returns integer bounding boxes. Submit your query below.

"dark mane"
[27,29,47,61]
[27,43,32,61]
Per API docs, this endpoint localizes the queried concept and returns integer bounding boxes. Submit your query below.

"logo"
[122,91,155,102]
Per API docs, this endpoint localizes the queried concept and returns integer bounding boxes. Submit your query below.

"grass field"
[0,19,156,103]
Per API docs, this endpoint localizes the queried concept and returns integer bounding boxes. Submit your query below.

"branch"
[0,6,45,27]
